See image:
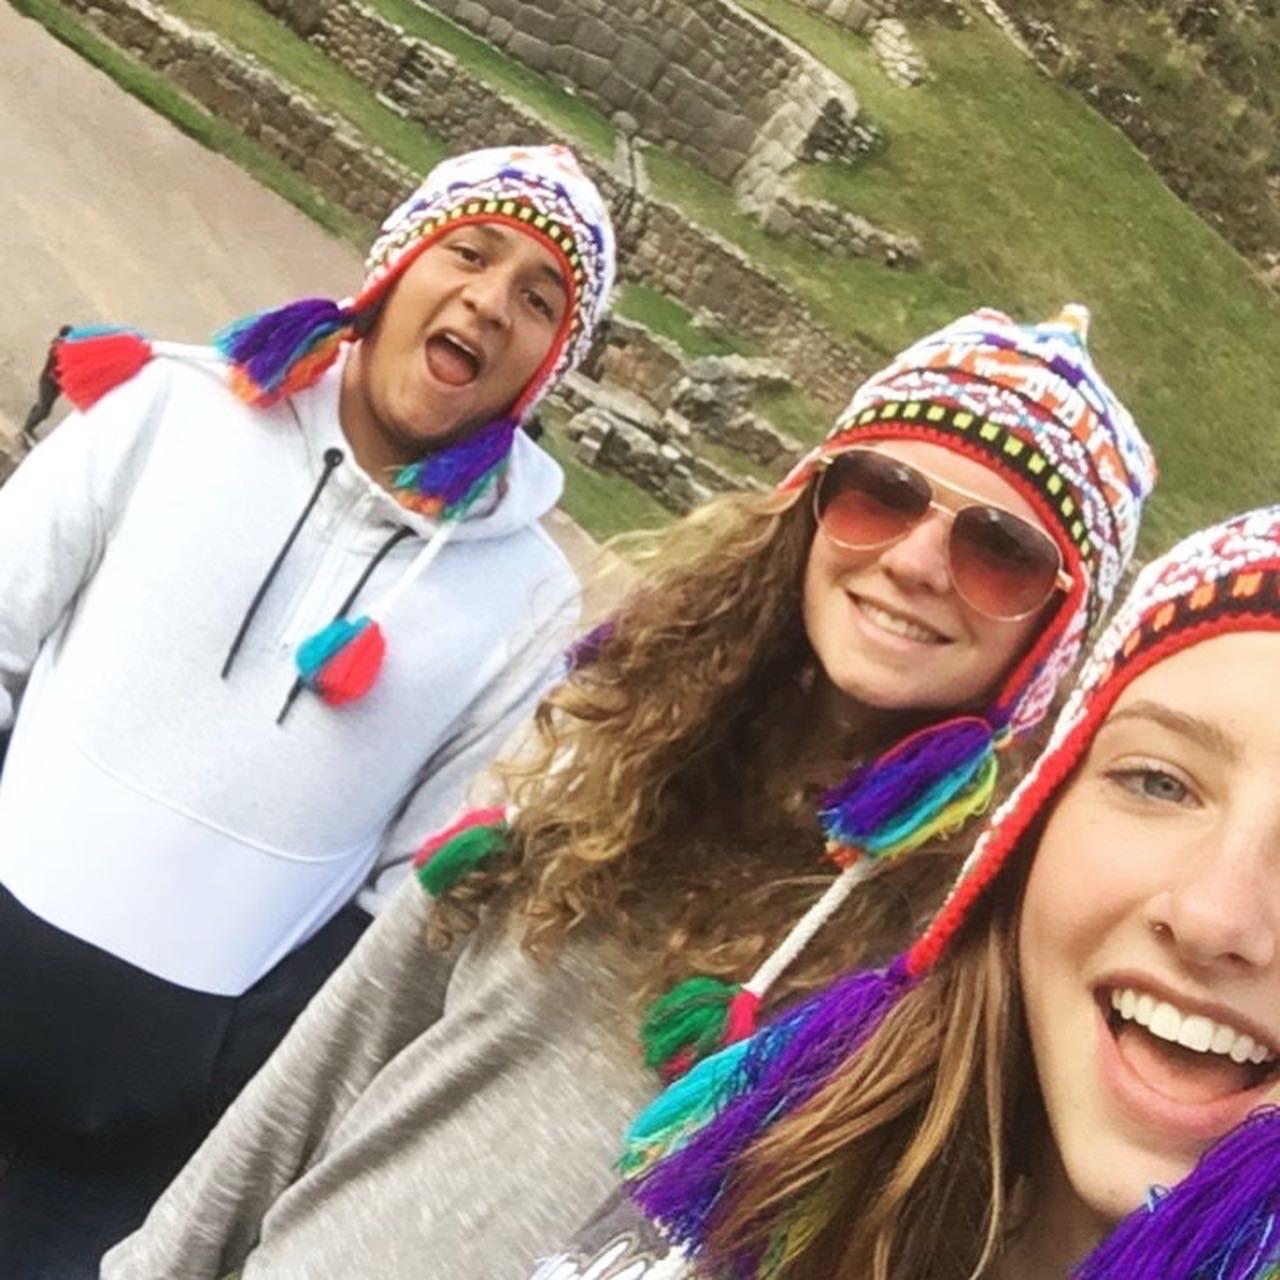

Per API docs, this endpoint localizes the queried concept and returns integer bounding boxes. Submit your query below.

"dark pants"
[0,883,369,1278]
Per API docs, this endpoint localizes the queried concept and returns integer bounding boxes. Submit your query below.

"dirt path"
[0,3,616,580]
[0,4,362,431]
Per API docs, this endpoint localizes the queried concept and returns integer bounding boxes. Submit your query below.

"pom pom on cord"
[1074,1107,1280,1280]
[642,978,748,1083]
[413,807,510,897]
[215,297,357,407]
[296,616,385,706]
[54,326,154,411]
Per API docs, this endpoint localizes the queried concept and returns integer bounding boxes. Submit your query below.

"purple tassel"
[567,619,616,671]
[1075,1108,1280,1280]
[215,297,356,401]
[631,956,913,1252]
[820,716,994,844]
[393,416,517,515]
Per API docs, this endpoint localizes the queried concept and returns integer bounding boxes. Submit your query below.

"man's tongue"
[425,335,478,387]
[1115,1021,1253,1105]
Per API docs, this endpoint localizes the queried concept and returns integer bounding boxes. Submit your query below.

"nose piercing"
[1151,920,1172,940]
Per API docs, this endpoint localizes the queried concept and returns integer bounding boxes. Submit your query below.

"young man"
[0,144,615,1277]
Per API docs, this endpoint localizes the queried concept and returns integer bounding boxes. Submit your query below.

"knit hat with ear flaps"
[641,305,1157,1082]
[217,142,616,517]
[41,145,616,712]
[627,506,1280,1280]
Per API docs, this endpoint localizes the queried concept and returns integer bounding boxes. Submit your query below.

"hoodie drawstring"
[221,447,345,679]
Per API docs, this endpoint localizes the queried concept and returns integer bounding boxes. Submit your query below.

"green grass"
[751,384,826,445]
[614,284,754,358]
[8,0,370,243]
[360,0,615,160]
[541,426,675,541]
[696,437,780,486]
[685,0,1280,549]
[161,0,447,177]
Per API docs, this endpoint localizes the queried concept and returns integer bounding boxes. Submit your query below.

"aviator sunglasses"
[813,447,1073,621]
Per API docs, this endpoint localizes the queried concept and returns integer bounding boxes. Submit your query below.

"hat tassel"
[412,807,511,896]
[54,325,155,411]
[215,296,358,408]
[1074,1107,1280,1280]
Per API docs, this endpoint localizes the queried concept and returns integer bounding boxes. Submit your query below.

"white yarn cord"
[369,521,456,619]
[151,340,227,363]
[742,858,874,999]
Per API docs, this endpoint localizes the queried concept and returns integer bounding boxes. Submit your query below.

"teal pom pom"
[297,616,370,682]
[620,1037,752,1178]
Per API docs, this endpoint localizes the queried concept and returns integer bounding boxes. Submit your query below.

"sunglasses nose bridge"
[877,506,956,592]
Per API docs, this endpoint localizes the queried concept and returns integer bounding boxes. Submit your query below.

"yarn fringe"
[215,297,357,408]
[820,715,998,863]
[627,956,913,1252]
[1074,1107,1280,1280]
[413,808,510,897]
[392,416,517,520]
[54,325,154,410]
[641,978,764,1083]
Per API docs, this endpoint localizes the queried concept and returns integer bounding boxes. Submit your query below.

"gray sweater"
[102,876,653,1280]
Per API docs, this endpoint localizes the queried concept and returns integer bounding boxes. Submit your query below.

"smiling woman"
[618,505,1280,1280]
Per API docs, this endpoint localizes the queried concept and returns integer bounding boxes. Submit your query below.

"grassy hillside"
[735,0,1280,547]
[13,0,1280,550]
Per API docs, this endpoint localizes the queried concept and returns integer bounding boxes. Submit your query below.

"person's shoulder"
[73,343,231,427]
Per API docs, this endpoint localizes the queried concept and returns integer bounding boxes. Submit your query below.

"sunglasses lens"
[950,506,1062,619]
[816,451,932,549]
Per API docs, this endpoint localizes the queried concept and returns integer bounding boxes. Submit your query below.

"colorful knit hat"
[626,506,1280,1280]
[36,146,615,710]
[640,304,1157,1080]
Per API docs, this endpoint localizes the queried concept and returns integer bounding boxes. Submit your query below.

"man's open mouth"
[424,331,483,387]
[1102,984,1278,1106]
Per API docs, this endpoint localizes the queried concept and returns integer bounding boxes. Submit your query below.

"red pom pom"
[315,620,386,705]
[55,332,154,410]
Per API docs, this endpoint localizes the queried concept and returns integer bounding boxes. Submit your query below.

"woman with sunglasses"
[105,307,1154,1280]
[597,506,1280,1280]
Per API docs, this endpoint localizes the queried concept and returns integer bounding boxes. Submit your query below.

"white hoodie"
[0,352,579,995]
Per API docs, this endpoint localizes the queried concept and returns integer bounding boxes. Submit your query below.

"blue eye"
[1107,766,1192,806]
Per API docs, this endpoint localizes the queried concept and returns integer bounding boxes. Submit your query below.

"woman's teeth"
[1109,986,1275,1066]
[857,599,945,644]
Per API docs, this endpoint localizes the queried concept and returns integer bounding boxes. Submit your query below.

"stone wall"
[249,0,875,405]
[258,0,575,151]
[408,0,869,199]
[791,0,893,34]
[627,200,862,410]
[59,0,412,223]
[60,0,869,412]
[766,193,919,263]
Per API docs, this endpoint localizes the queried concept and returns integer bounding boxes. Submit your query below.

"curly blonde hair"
[429,484,1015,1006]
